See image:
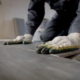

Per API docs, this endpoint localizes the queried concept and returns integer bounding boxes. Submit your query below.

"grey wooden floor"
[0,43,80,80]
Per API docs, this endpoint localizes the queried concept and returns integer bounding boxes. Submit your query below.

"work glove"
[4,34,32,45]
[37,33,80,54]
[36,41,53,54]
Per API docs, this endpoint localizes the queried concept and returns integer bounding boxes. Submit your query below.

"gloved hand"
[37,33,80,54]
[36,41,53,54]
[4,34,33,45]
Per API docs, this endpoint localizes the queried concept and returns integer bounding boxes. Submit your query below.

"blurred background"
[0,0,56,42]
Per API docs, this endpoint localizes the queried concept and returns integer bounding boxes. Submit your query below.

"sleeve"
[26,0,45,35]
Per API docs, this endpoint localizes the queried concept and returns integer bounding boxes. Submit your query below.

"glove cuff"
[67,33,80,46]
[24,34,33,42]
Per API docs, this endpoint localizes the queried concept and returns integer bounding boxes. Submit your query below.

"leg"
[68,1,80,34]
[40,13,69,42]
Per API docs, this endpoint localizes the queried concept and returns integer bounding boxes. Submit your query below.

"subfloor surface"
[0,42,80,80]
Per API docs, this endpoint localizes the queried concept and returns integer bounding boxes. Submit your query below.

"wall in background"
[0,0,55,39]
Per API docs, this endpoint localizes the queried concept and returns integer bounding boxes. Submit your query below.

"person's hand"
[36,33,80,54]
[4,34,33,45]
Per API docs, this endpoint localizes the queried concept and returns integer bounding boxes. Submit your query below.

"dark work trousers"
[68,1,80,34]
[25,0,80,42]
[40,13,76,42]
[41,1,80,42]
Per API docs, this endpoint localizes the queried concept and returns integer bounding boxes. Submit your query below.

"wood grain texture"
[0,43,80,80]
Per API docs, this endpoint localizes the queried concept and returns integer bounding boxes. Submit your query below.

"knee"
[40,34,53,42]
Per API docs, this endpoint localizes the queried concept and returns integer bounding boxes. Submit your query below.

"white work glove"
[37,33,80,54]
[23,34,33,43]
[12,36,24,42]
[4,34,33,45]
[11,34,32,42]
[51,33,80,49]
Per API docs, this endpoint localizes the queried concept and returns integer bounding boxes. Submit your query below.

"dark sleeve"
[69,0,80,33]
[26,0,45,35]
